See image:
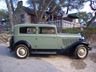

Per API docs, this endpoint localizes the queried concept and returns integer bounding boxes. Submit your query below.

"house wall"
[62,20,80,29]
[25,14,32,23]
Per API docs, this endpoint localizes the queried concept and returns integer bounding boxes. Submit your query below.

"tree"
[77,12,93,26]
[0,9,9,20]
[62,0,88,14]
[5,0,14,32]
[87,0,96,26]
[27,0,88,23]
[0,0,18,32]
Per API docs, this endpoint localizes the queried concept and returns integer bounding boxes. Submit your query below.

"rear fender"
[13,40,32,51]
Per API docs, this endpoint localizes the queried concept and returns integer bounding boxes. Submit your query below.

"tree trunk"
[87,1,96,27]
[5,0,14,32]
[33,0,38,23]
[66,0,70,14]
[45,0,65,21]
[39,0,52,22]
[10,0,14,13]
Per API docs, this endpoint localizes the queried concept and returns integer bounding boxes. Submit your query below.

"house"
[14,1,80,32]
[13,1,36,24]
[46,13,80,31]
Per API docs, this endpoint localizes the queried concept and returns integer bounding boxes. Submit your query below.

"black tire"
[15,44,29,59]
[74,44,88,59]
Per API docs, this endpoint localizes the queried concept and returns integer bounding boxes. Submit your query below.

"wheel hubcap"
[19,48,26,55]
[17,47,27,58]
[78,47,87,58]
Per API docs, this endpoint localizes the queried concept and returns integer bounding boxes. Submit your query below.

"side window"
[27,27,36,34]
[20,27,36,34]
[39,27,55,34]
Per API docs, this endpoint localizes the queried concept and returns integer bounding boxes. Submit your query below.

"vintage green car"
[9,24,91,59]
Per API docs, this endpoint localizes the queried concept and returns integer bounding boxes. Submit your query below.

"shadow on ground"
[70,59,86,69]
[89,53,96,63]
[0,45,16,58]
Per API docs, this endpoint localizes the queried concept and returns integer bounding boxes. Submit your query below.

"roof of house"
[68,13,79,19]
[23,7,35,15]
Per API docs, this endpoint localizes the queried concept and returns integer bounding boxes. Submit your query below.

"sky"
[0,0,93,14]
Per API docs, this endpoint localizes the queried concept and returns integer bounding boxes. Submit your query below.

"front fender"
[13,40,32,51]
[63,41,90,54]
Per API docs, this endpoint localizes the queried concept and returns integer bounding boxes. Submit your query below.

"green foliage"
[0,9,9,20]
[77,12,93,25]
[63,27,96,36]
[62,28,81,34]
[62,0,88,11]
[84,27,96,34]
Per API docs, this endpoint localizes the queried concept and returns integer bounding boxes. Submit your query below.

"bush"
[62,28,81,34]
[83,27,96,35]
[62,27,96,43]
[62,27,96,35]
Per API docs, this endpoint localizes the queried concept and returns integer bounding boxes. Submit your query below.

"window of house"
[20,27,36,34]
[21,14,25,22]
[39,27,55,34]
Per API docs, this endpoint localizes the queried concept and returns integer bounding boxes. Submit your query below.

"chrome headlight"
[79,36,85,41]
[81,37,85,40]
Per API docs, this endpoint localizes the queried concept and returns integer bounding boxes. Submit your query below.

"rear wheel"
[15,44,29,59]
[74,44,88,59]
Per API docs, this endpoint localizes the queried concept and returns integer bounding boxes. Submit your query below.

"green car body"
[9,24,91,59]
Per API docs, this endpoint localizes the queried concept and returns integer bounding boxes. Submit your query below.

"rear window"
[39,27,55,34]
[20,27,36,34]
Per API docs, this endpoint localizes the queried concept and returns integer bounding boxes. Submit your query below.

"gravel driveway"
[0,44,96,72]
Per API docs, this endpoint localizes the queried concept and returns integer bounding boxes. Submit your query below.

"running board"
[31,52,57,54]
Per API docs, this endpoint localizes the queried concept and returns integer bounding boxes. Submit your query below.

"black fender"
[63,41,89,54]
[13,40,32,51]
[9,36,14,49]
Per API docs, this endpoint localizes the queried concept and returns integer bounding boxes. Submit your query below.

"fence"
[44,20,80,32]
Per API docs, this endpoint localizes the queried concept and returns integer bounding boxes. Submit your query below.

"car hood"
[57,33,81,38]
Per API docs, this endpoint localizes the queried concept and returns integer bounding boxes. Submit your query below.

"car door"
[18,27,37,49]
[36,27,59,49]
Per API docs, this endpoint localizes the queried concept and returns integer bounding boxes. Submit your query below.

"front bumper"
[88,46,92,51]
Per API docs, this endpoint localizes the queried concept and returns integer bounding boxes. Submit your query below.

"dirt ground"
[0,43,96,72]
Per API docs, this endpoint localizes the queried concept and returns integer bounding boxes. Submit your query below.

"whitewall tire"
[15,44,29,59]
[74,45,88,59]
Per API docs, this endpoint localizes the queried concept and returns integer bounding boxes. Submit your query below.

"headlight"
[79,36,85,41]
[81,37,85,40]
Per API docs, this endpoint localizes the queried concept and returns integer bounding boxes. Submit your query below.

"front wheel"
[15,44,29,59]
[74,45,88,59]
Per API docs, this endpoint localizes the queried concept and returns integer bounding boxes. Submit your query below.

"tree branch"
[39,0,53,21]
[10,0,14,13]
[87,12,96,26]
[90,1,96,11]
[33,0,38,22]
[66,0,70,14]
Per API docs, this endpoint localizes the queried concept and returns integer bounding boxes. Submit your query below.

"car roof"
[14,23,56,28]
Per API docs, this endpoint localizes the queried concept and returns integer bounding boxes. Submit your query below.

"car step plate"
[31,52,56,54]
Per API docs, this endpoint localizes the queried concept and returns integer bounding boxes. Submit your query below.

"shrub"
[62,27,81,34]
[62,27,96,35]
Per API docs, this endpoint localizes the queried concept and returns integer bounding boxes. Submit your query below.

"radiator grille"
[62,38,78,46]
